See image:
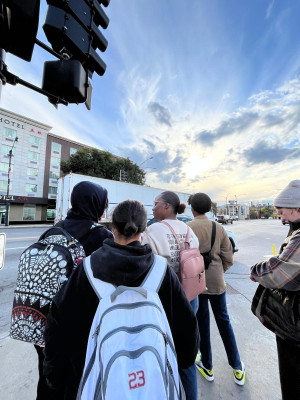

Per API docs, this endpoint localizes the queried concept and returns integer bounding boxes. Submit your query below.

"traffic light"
[42,59,88,104]
[43,0,110,76]
[0,0,40,61]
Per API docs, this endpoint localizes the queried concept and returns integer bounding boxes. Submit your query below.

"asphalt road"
[0,226,48,340]
[0,220,288,399]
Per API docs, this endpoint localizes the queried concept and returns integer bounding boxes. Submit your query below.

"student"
[251,180,300,400]
[141,191,199,400]
[43,200,199,399]
[187,192,245,386]
[35,181,113,399]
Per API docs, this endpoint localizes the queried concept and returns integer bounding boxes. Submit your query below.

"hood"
[67,181,108,222]
[90,239,154,286]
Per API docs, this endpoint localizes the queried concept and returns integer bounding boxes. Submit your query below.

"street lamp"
[139,156,154,167]
[5,136,18,226]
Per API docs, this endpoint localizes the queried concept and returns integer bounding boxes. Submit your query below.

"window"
[1,145,15,156]
[48,186,57,195]
[51,156,60,166]
[23,205,36,221]
[70,147,78,155]
[29,136,41,146]
[26,183,37,193]
[47,208,56,220]
[0,180,9,190]
[51,142,61,153]
[49,171,59,179]
[28,151,39,161]
[27,167,38,177]
[0,162,13,173]
[4,127,17,140]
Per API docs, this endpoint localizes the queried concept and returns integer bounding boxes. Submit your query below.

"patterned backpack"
[10,226,87,346]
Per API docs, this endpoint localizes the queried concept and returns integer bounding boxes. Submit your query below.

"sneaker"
[233,361,246,386]
[195,352,201,363]
[195,359,214,382]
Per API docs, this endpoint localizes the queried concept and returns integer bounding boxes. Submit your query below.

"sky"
[1,0,300,205]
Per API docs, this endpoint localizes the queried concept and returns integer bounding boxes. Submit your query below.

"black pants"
[276,336,300,400]
[34,345,64,400]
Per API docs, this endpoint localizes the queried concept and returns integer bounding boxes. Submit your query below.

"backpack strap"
[160,221,186,251]
[84,256,116,300]
[211,222,216,249]
[142,255,168,293]
[39,226,75,243]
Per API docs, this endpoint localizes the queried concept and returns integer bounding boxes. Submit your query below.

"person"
[35,181,113,400]
[250,180,300,400]
[141,191,199,400]
[186,192,246,386]
[43,200,199,399]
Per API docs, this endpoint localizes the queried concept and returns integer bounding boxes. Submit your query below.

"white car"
[176,215,239,253]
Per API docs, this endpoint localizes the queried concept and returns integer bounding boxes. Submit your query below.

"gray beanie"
[274,180,300,208]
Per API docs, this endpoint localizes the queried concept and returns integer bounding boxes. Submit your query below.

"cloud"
[265,0,275,20]
[195,111,258,146]
[243,140,300,165]
[147,102,172,127]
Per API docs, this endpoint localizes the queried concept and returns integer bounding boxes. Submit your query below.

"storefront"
[0,195,50,225]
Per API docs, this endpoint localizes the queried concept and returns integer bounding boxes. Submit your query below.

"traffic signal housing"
[0,0,40,61]
[43,0,110,76]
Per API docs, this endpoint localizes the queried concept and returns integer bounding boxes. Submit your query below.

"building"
[0,108,84,224]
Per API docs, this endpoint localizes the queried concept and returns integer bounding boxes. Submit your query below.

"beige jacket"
[187,215,233,295]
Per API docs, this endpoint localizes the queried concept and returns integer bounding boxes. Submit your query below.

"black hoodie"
[43,239,199,399]
[56,181,113,256]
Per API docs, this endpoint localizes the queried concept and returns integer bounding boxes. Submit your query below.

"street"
[0,220,287,399]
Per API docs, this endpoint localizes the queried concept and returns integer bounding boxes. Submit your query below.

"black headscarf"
[67,181,108,222]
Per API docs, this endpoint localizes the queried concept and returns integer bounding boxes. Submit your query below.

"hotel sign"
[0,117,25,130]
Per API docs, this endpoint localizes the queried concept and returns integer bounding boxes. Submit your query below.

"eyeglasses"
[153,201,167,207]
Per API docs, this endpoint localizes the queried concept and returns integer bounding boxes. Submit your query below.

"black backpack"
[10,224,100,346]
[201,222,216,270]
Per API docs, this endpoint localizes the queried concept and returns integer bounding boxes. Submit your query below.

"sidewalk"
[1,287,281,400]
[0,224,52,229]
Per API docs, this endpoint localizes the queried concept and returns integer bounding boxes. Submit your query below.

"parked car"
[176,215,238,252]
[216,214,233,224]
[231,215,239,221]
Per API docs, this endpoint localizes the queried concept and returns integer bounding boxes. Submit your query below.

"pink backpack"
[160,221,207,301]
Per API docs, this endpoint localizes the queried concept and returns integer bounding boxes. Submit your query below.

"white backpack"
[77,255,185,400]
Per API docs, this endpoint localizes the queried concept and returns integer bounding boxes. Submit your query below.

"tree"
[61,147,146,185]
[211,202,217,216]
[250,209,258,219]
[260,206,274,219]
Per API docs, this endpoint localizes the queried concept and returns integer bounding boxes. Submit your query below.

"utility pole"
[5,136,18,226]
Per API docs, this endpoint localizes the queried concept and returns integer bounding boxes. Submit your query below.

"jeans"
[197,292,242,370]
[276,335,300,400]
[179,296,198,400]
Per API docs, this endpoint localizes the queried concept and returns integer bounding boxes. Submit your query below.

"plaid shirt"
[250,228,300,291]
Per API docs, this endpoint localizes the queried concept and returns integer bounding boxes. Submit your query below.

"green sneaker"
[195,359,214,382]
[233,361,246,386]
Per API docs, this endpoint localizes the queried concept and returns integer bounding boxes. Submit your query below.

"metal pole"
[5,149,12,226]
[5,137,18,226]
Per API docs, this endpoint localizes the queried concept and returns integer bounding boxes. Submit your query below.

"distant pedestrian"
[187,192,246,386]
[251,180,300,400]
[43,200,199,399]
[142,191,199,400]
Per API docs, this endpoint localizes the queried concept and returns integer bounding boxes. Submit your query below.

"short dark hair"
[160,191,186,214]
[188,193,211,214]
[112,200,147,237]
